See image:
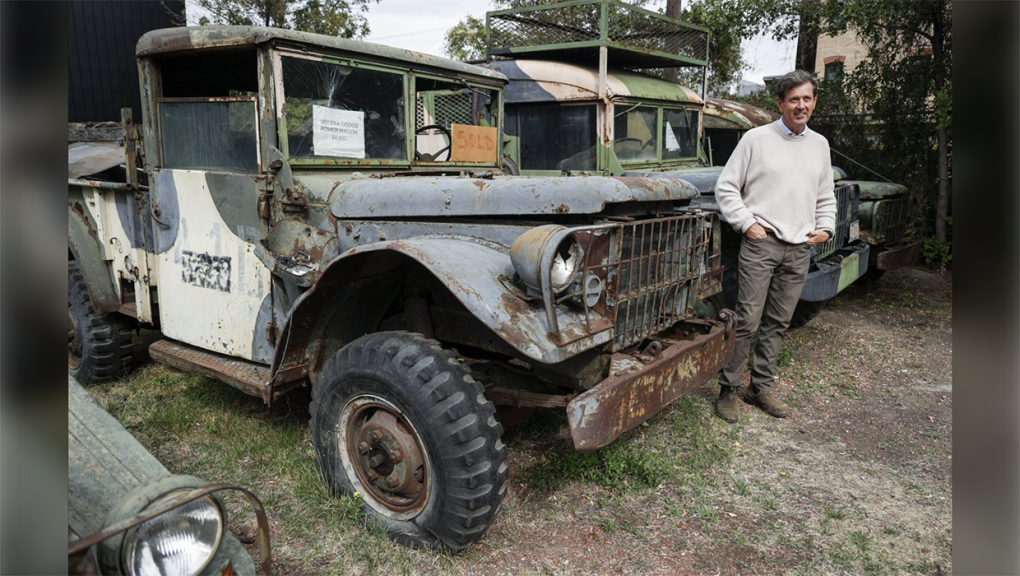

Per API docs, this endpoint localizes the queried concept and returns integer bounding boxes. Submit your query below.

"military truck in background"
[703,98,920,288]
[68,26,735,552]
[481,0,868,328]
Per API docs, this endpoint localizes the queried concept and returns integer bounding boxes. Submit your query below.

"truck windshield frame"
[611,100,702,168]
[274,49,412,167]
[273,47,503,169]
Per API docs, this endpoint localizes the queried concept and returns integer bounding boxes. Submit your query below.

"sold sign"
[450,124,499,163]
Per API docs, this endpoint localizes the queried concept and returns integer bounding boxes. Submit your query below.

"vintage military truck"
[703,98,919,287]
[482,0,869,328]
[68,376,270,575]
[68,26,735,552]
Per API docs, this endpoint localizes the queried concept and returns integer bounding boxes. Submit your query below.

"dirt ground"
[451,267,953,576]
[96,266,952,575]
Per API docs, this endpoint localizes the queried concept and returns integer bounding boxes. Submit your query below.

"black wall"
[68,0,185,123]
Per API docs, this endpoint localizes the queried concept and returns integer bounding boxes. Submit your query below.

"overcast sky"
[187,0,796,86]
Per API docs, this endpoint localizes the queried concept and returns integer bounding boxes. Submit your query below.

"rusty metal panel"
[330,175,699,218]
[876,241,922,271]
[566,316,735,451]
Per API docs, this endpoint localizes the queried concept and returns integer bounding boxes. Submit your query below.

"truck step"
[149,339,271,402]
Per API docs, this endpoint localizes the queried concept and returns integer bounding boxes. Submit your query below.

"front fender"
[271,238,613,386]
[68,197,118,313]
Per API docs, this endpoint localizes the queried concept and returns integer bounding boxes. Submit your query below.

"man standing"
[713,70,837,423]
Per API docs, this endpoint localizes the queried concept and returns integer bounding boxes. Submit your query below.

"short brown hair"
[774,70,819,101]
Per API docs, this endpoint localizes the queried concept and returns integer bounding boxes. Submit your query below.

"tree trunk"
[795,0,819,73]
[932,0,950,242]
[664,0,681,83]
[936,125,949,242]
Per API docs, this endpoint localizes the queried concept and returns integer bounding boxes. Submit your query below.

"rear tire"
[68,263,134,383]
[789,299,827,329]
[309,331,507,553]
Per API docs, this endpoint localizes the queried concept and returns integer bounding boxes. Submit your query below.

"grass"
[825,507,846,521]
[521,394,733,494]
[90,364,441,574]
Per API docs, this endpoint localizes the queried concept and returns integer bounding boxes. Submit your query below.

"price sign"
[450,124,499,163]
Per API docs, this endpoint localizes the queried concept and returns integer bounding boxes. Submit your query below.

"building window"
[824,60,845,84]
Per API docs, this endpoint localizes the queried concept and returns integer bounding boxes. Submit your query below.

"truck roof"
[703,98,778,130]
[488,59,702,104]
[136,26,508,84]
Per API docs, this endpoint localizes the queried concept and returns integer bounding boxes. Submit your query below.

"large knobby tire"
[789,299,828,329]
[309,331,508,553]
[68,263,134,383]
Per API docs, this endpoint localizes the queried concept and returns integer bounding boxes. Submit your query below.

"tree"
[443,15,487,61]
[814,0,953,242]
[196,0,378,38]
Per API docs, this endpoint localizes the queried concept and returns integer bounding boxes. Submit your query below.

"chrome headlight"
[511,225,583,294]
[122,494,223,576]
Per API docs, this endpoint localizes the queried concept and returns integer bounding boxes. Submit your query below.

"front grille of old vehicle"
[874,196,911,244]
[611,214,706,349]
[815,183,858,261]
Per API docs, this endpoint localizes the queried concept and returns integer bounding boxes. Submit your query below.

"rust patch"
[500,292,530,316]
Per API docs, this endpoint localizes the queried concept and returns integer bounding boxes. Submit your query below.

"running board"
[149,339,272,402]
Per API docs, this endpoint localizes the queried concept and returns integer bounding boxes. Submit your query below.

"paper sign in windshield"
[313,105,365,158]
[665,122,681,151]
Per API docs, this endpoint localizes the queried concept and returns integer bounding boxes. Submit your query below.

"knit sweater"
[714,121,837,244]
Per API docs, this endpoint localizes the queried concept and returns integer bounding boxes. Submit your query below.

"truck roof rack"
[486,0,710,69]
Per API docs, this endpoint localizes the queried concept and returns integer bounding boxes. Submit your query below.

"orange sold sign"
[450,124,499,163]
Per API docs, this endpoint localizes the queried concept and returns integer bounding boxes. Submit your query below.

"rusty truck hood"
[329,175,699,218]
[620,167,723,195]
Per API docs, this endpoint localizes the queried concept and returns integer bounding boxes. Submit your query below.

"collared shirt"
[776,118,810,138]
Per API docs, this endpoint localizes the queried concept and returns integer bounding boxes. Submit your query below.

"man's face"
[776,82,816,134]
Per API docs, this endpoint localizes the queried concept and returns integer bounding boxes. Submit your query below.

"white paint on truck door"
[155,170,270,362]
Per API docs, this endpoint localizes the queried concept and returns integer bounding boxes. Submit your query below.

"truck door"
[149,91,276,364]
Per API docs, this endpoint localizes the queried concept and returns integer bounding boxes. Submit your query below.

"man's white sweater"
[715,121,837,244]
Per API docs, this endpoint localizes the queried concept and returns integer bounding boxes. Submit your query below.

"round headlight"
[549,238,582,292]
[122,495,223,576]
[510,225,584,294]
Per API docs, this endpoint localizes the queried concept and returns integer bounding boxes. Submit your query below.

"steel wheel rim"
[68,301,83,370]
[338,394,430,520]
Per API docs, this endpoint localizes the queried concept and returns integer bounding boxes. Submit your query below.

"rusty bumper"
[876,241,922,271]
[566,313,736,451]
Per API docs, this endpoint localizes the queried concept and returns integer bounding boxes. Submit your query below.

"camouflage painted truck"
[703,98,919,287]
[481,0,869,327]
[68,26,735,552]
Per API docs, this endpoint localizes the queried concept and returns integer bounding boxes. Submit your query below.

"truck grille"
[815,183,859,261]
[873,196,910,244]
[612,215,706,349]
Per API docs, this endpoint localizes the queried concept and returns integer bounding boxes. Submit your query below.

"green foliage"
[196,0,378,38]
[921,237,951,271]
[443,15,487,61]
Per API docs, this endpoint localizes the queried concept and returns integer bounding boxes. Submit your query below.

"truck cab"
[480,1,869,326]
[68,25,735,553]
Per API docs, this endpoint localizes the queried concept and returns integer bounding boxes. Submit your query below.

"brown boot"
[715,386,742,423]
[744,387,790,418]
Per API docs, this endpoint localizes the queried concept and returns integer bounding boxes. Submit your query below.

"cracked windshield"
[281,56,407,160]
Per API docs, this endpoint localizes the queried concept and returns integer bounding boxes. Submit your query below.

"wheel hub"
[68,303,82,370]
[347,404,427,515]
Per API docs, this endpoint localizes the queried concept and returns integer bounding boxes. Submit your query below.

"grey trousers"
[719,234,811,391]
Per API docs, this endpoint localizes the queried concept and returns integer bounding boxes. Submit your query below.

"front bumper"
[874,241,922,271]
[566,313,736,451]
[800,242,871,302]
